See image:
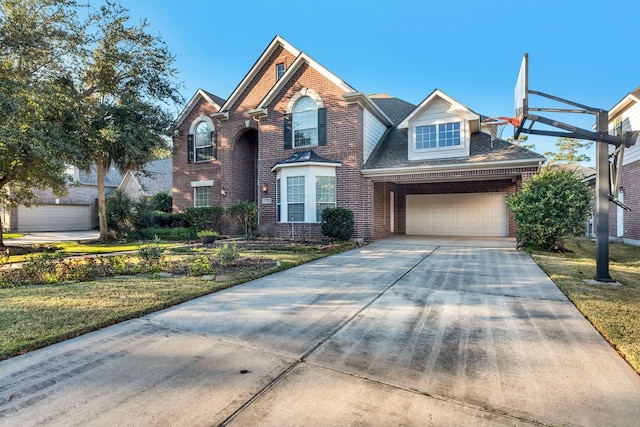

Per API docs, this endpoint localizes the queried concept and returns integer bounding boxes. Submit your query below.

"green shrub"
[152,212,186,228]
[183,207,225,231]
[138,236,164,262]
[188,255,214,276]
[133,197,154,229]
[506,169,593,251]
[320,207,354,241]
[150,191,173,213]
[106,189,134,237]
[217,243,239,266]
[226,201,258,238]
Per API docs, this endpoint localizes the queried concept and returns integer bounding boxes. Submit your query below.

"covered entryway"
[406,193,508,237]
[17,204,91,232]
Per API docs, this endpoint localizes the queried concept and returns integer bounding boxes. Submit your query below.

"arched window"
[187,118,216,163]
[293,96,318,148]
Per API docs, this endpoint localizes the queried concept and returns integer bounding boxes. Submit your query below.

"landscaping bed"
[0,239,358,360]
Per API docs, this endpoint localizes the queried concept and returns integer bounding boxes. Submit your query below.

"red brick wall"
[610,159,640,240]
[372,181,400,240]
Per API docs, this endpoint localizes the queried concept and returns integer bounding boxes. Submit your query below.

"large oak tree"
[0,0,183,244]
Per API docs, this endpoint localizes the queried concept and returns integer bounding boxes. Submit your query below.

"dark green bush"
[106,189,134,237]
[150,191,173,213]
[320,207,354,241]
[133,197,154,229]
[183,207,225,231]
[506,169,593,250]
[152,211,186,228]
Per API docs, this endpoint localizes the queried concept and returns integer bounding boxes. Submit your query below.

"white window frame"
[274,165,338,223]
[189,115,216,163]
[293,96,318,148]
[315,176,336,221]
[415,121,460,150]
[191,180,214,208]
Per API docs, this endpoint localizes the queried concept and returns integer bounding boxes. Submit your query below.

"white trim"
[191,180,214,187]
[343,92,393,126]
[361,158,542,177]
[271,160,342,173]
[255,52,356,111]
[188,114,215,134]
[174,89,223,128]
[219,35,301,113]
[275,164,337,223]
[398,89,479,130]
[287,88,324,113]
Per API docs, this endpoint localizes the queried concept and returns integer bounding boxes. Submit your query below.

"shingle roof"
[273,150,341,168]
[132,158,173,195]
[363,94,546,171]
[77,165,124,187]
[363,131,546,170]
[201,89,226,107]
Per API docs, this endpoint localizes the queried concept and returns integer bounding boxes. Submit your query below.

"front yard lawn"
[531,237,640,374]
[0,240,357,360]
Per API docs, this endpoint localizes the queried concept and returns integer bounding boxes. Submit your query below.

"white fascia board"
[361,158,542,177]
[609,93,640,120]
[271,161,342,173]
[342,92,393,126]
[256,53,357,110]
[247,108,268,119]
[219,35,301,113]
[174,89,222,128]
[398,89,480,129]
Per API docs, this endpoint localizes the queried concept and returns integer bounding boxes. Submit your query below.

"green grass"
[0,241,357,360]
[2,233,23,239]
[531,237,640,374]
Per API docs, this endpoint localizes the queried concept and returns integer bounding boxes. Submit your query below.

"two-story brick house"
[172,35,545,241]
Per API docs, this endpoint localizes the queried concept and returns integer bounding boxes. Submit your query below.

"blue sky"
[120,0,640,166]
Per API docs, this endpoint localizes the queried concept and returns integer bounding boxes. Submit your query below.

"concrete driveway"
[3,230,99,244]
[1,237,639,426]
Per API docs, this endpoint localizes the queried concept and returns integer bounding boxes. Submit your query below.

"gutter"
[361,158,543,177]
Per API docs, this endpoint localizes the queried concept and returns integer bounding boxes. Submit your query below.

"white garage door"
[406,193,508,237]
[18,205,91,232]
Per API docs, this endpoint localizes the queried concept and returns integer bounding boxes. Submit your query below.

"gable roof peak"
[398,89,479,129]
[174,88,224,128]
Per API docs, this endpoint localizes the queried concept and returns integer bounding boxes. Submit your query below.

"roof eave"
[271,160,342,172]
[361,158,543,177]
[343,92,394,126]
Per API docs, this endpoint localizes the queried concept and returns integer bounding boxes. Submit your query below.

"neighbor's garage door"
[406,193,508,237]
[17,205,91,232]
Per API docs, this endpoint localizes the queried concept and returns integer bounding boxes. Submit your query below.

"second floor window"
[416,122,460,150]
[293,97,318,148]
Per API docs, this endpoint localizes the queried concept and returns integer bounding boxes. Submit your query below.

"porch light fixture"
[220,186,226,198]
[261,183,269,194]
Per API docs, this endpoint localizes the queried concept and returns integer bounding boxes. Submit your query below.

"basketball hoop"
[482,116,521,141]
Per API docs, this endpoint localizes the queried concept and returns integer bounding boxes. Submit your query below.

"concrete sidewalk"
[1,238,639,426]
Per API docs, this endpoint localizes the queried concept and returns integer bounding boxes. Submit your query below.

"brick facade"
[172,37,542,242]
[609,159,640,241]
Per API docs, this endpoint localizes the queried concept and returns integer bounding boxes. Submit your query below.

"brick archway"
[231,128,258,203]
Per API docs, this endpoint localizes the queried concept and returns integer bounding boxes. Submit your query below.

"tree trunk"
[97,159,108,241]
[0,208,4,247]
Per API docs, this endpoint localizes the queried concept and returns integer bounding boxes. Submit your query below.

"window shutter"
[318,108,326,146]
[284,113,292,149]
[187,134,194,163]
[211,130,217,159]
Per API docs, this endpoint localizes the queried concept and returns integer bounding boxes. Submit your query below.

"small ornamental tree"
[226,202,258,239]
[506,170,593,250]
[320,207,354,242]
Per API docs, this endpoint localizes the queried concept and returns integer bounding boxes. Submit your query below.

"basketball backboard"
[514,53,528,127]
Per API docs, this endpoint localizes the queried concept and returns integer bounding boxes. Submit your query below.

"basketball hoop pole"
[595,111,614,282]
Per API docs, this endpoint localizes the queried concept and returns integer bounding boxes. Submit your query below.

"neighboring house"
[118,158,173,201]
[2,165,123,232]
[172,35,545,241]
[607,87,640,245]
